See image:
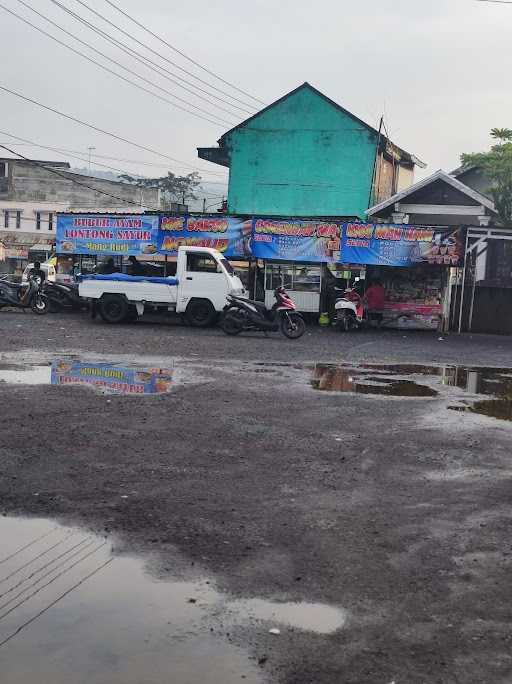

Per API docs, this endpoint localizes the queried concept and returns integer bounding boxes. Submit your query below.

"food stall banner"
[250,219,341,263]
[51,360,173,395]
[341,223,463,267]
[157,215,252,257]
[56,215,159,256]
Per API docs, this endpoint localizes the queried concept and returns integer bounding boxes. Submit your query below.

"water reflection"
[51,360,174,395]
[311,363,512,420]
[311,364,437,397]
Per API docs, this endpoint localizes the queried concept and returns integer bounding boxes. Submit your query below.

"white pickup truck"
[79,246,246,326]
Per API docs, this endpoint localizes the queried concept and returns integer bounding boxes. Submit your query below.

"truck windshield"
[220,258,235,276]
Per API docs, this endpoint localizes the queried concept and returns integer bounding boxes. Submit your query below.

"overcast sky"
[0,0,510,198]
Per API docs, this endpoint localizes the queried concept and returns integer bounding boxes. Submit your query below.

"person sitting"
[97,258,116,274]
[127,255,145,276]
[28,261,45,285]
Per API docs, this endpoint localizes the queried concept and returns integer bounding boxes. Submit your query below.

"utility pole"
[202,198,206,213]
[87,146,96,176]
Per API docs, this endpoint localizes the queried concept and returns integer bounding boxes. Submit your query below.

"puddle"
[311,363,512,419]
[311,364,437,397]
[0,516,346,683]
[0,516,261,684]
[0,364,51,385]
[225,598,347,634]
[0,360,174,396]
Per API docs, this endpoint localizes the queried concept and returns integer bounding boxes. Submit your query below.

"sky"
[0,0,510,204]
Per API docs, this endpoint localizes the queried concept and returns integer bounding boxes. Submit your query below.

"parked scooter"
[43,280,85,313]
[334,286,364,331]
[0,275,48,314]
[222,287,306,339]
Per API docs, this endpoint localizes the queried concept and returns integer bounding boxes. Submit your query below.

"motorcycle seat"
[230,295,267,311]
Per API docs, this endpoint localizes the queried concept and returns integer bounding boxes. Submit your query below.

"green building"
[198,83,422,218]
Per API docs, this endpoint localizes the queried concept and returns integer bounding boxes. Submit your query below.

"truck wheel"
[186,299,216,327]
[99,294,128,324]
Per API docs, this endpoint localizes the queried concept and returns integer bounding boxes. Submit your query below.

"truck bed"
[79,275,179,304]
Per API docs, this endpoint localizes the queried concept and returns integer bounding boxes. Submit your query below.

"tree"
[461,129,512,224]
[119,171,201,209]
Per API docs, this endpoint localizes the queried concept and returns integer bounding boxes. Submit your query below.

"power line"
[0,83,225,175]
[44,0,254,116]
[0,141,228,181]
[0,130,149,180]
[102,0,266,106]
[0,143,160,210]
[1,3,235,128]
[0,541,108,624]
[0,528,58,565]
[0,556,113,649]
[476,0,512,3]
[59,0,260,111]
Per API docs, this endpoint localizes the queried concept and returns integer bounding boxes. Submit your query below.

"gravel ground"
[1,311,512,683]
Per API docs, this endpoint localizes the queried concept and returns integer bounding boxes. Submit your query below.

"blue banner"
[250,219,342,263]
[341,223,463,267]
[51,360,173,395]
[56,214,160,256]
[158,215,252,258]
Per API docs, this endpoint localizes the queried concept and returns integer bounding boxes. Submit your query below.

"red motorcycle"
[222,286,306,339]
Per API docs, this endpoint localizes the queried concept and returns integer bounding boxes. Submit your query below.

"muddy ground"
[1,311,512,683]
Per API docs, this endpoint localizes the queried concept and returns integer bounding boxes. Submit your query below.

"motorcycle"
[43,280,85,313]
[0,276,48,314]
[222,286,306,339]
[334,287,364,332]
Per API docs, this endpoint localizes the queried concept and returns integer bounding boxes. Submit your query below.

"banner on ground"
[51,360,173,395]
[56,215,160,256]
[157,215,252,258]
[340,223,463,267]
[250,219,342,263]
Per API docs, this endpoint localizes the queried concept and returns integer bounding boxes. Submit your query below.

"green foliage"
[119,172,201,208]
[462,129,512,224]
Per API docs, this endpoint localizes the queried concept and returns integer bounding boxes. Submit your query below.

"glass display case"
[264,262,322,312]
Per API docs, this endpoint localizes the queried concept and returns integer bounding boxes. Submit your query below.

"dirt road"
[1,312,511,683]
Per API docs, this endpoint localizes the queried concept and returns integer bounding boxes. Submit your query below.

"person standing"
[364,279,386,328]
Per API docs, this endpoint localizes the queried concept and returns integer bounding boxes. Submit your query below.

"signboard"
[51,360,173,395]
[157,215,252,257]
[341,223,463,267]
[251,219,341,263]
[56,215,159,256]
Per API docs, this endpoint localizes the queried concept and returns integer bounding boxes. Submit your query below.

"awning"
[30,243,55,251]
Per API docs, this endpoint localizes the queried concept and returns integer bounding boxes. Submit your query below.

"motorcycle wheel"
[222,313,243,336]
[48,297,63,313]
[337,311,352,332]
[32,294,48,315]
[281,312,306,339]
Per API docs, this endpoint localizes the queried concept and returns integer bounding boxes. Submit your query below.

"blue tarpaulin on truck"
[81,273,179,285]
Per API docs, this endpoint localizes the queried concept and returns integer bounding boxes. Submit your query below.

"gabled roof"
[218,82,424,167]
[367,169,497,216]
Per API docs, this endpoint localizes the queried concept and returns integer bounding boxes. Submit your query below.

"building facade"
[0,158,159,273]
[198,83,422,218]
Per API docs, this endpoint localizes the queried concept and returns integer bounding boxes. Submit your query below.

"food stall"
[367,264,447,330]
[264,262,322,312]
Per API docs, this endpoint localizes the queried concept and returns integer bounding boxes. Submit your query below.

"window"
[220,258,234,276]
[186,253,219,273]
[16,211,21,229]
[36,212,41,230]
[0,162,6,178]
[48,212,53,231]
[3,210,8,229]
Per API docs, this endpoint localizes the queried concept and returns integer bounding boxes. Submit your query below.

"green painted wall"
[224,86,378,218]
